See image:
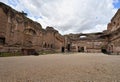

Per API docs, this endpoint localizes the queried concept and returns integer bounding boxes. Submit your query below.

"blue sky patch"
[113,0,120,8]
[8,0,19,7]
[34,16,43,19]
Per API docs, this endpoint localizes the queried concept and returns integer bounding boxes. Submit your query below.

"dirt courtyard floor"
[0,53,120,82]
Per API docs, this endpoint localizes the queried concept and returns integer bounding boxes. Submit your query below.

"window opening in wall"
[0,37,5,45]
[80,35,87,38]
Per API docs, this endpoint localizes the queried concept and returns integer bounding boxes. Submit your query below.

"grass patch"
[38,50,58,55]
[0,52,21,57]
[0,50,59,57]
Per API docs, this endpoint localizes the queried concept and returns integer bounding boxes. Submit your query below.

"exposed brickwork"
[0,2,119,55]
[106,9,120,54]
[0,2,64,54]
[64,33,106,53]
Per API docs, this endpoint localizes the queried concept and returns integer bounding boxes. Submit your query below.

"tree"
[21,11,27,16]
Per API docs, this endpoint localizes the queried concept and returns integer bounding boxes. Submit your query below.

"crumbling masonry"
[0,2,120,55]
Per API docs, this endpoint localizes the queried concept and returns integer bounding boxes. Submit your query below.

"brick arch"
[24,28,37,36]
[79,34,88,38]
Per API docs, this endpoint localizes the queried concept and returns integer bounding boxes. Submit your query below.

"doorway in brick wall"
[0,37,5,45]
[61,46,65,53]
[67,44,71,52]
[78,46,84,52]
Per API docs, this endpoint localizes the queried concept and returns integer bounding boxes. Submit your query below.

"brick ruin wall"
[0,2,120,55]
[0,2,65,54]
[106,9,120,54]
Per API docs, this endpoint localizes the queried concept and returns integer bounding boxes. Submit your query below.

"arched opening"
[101,49,107,53]
[0,37,5,45]
[67,44,71,52]
[81,47,84,52]
[78,46,84,52]
[101,45,107,54]
[61,46,65,53]
[80,35,87,39]
[24,29,36,36]
[43,43,47,48]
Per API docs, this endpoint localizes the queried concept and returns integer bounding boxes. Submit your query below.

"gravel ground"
[0,53,120,82]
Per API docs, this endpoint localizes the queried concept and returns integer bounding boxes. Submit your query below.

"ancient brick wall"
[107,9,120,32]
[0,7,7,39]
[107,9,120,54]
[0,2,119,54]
[65,33,106,53]
[54,33,65,51]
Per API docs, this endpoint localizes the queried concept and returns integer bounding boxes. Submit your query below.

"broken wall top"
[0,2,43,31]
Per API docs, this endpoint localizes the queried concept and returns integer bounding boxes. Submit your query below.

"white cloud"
[0,0,118,34]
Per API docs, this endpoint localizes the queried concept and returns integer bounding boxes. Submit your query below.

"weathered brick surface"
[0,2,119,55]
[0,2,65,54]
[106,9,120,54]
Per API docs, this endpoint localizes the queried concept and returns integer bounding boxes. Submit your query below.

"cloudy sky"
[0,0,120,34]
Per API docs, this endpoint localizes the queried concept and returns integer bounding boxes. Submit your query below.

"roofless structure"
[0,2,120,55]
